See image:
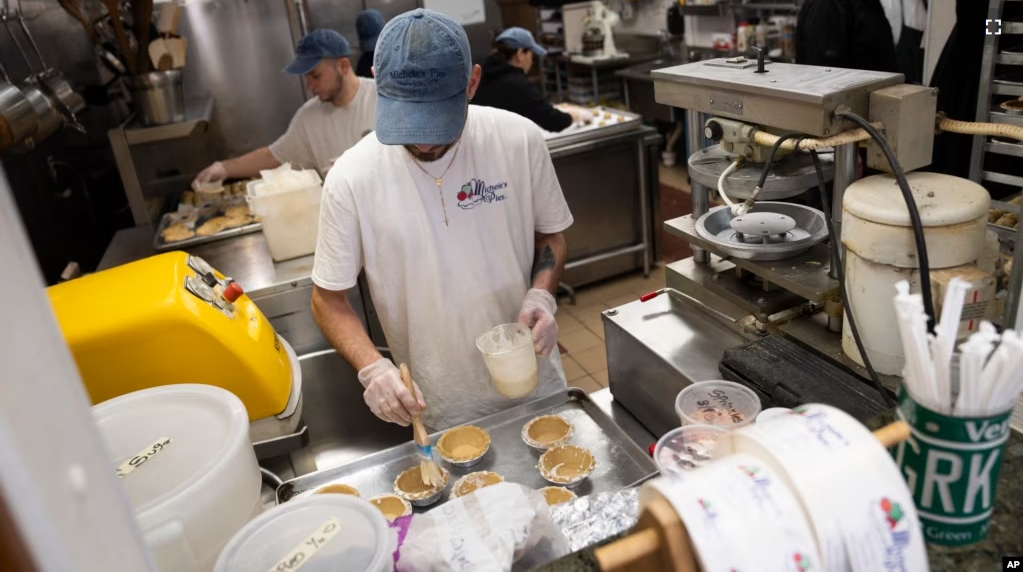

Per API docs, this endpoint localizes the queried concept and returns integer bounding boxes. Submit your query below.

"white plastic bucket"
[246,174,322,262]
[92,384,262,572]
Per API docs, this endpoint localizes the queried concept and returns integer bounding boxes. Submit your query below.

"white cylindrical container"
[215,495,394,572]
[93,384,262,572]
[246,172,323,262]
[841,173,989,374]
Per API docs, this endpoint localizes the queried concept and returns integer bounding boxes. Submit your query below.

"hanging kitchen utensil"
[12,0,86,131]
[56,0,101,44]
[0,59,36,152]
[169,36,186,68]
[99,0,136,73]
[148,38,169,70]
[155,1,178,36]
[1,2,76,144]
[132,0,153,73]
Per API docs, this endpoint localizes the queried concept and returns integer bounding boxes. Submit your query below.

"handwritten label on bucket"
[116,437,172,478]
[268,517,341,572]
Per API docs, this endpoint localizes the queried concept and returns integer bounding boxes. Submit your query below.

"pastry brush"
[400,363,443,488]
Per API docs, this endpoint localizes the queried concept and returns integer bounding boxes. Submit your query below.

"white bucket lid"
[215,495,393,572]
[92,384,250,516]
[843,172,989,227]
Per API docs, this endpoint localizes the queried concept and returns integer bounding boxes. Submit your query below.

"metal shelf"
[985,140,1024,157]
[996,52,1023,65]
[984,171,1024,186]
[989,109,1023,125]
[993,79,1023,96]
[124,96,214,146]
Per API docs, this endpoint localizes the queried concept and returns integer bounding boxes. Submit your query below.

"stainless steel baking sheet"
[277,388,658,510]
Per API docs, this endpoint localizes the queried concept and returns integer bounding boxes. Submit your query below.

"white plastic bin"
[215,495,394,572]
[92,384,263,572]
[246,170,322,262]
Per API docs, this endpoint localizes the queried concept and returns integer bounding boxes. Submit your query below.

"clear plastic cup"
[476,323,538,398]
[675,380,762,428]
[654,425,732,475]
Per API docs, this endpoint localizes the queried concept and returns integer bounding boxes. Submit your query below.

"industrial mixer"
[603,53,1020,436]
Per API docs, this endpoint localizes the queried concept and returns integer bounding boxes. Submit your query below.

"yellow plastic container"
[48,252,293,421]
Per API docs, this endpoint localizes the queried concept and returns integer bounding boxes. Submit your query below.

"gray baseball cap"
[284,30,352,75]
[373,9,472,145]
[496,27,547,56]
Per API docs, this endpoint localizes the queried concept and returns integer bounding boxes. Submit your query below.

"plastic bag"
[395,483,569,572]
[254,163,321,197]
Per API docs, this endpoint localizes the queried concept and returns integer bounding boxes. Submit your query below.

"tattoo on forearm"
[531,244,556,280]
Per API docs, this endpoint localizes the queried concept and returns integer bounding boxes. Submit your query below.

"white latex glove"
[358,358,425,426]
[518,288,558,356]
[191,161,227,191]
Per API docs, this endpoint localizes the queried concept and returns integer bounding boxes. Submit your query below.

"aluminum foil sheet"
[549,488,640,552]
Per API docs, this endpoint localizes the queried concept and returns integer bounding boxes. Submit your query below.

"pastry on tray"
[450,471,505,500]
[160,222,195,243]
[315,483,359,497]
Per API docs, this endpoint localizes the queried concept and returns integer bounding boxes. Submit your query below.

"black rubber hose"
[741,134,808,213]
[834,111,936,333]
[810,151,894,407]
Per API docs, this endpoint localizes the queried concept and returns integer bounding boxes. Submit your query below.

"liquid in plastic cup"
[675,380,762,429]
[476,323,538,398]
[654,424,732,476]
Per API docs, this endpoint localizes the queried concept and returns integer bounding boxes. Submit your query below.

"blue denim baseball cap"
[373,9,472,145]
[284,30,352,75]
[496,27,547,56]
[357,9,386,51]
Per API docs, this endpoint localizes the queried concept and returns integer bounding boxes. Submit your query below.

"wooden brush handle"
[400,364,430,447]
[872,420,911,448]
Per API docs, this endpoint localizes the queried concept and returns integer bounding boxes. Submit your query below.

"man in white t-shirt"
[191,30,376,189]
[311,9,573,430]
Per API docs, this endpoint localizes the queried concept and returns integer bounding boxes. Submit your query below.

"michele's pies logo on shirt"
[457,178,507,210]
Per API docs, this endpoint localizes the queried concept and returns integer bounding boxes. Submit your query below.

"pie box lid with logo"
[893,387,1015,546]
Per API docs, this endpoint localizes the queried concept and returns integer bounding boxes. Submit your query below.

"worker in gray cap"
[192,29,376,188]
[311,9,573,430]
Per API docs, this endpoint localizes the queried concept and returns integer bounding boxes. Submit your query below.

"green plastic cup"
[892,388,1014,546]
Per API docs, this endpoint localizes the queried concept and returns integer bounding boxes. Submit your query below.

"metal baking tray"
[277,388,658,508]
[544,107,644,151]
[152,209,261,252]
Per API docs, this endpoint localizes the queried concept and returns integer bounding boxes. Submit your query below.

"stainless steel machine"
[605,55,1017,437]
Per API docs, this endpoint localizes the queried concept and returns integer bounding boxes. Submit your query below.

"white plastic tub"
[246,170,322,262]
[92,384,262,572]
[215,495,394,572]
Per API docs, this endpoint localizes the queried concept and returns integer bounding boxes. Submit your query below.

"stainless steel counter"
[99,226,314,293]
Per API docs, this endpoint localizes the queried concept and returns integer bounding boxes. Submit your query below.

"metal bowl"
[695,202,828,261]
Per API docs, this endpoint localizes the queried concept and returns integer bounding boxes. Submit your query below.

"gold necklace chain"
[409,142,462,227]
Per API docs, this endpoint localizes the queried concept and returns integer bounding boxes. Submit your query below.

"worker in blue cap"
[310,10,573,430]
[355,9,385,78]
[473,27,581,133]
[192,29,377,187]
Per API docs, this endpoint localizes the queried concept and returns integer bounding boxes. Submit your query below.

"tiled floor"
[556,264,667,394]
